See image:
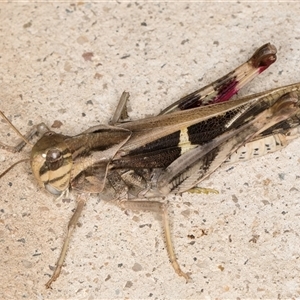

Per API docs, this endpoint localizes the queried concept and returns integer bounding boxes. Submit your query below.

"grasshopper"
[1,43,300,288]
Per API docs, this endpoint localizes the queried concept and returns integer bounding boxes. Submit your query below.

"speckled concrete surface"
[1,2,300,299]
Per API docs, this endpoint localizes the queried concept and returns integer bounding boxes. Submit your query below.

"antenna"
[0,159,30,179]
[0,111,48,178]
[0,111,33,147]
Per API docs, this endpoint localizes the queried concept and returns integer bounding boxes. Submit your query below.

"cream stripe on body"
[178,127,197,155]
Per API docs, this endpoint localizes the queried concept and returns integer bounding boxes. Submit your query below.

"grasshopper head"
[30,131,73,195]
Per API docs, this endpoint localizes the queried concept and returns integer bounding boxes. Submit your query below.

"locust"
[1,43,300,288]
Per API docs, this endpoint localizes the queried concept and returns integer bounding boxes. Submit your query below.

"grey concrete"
[1,2,300,299]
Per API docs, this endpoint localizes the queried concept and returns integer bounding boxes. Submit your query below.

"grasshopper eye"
[46,149,63,171]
